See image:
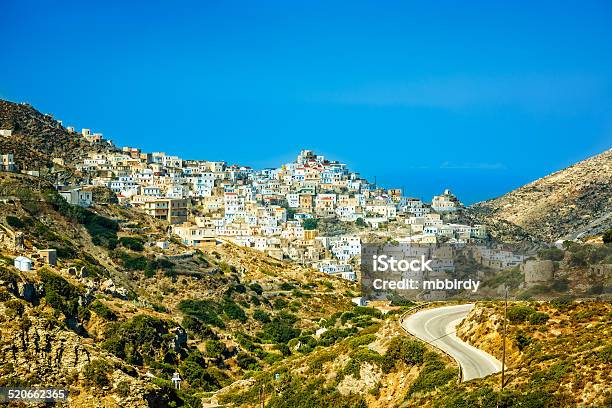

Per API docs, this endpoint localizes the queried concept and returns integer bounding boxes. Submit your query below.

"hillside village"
[2,101,610,301]
[1,119,498,283]
[0,100,610,407]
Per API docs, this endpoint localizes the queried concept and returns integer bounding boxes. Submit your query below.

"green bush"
[275,343,291,357]
[538,248,564,261]
[261,316,301,344]
[350,315,377,328]
[101,314,173,365]
[340,358,361,379]
[223,301,247,323]
[389,295,417,307]
[294,335,318,354]
[515,332,532,351]
[382,336,425,373]
[205,340,227,358]
[249,283,263,295]
[279,282,295,291]
[151,303,168,313]
[89,301,117,321]
[116,251,148,271]
[350,348,383,365]
[119,236,145,252]
[340,311,355,325]
[572,309,595,322]
[407,353,457,397]
[353,306,383,319]
[38,269,84,318]
[180,350,229,391]
[302,218,319,230]
[317,328,353,347]
[507,305,535,323]
[550,296,575,310]
[181,316,217,340]
[5,215,25,229]
[253,309,271,323]
[529,312,549,325]
[347,334,377,348]
[273,298,289,310]
[178,299,225,328]
[83,359,112,388]
[236,352,260,370]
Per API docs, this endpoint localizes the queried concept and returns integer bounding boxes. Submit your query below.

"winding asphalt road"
[402,304,502,381]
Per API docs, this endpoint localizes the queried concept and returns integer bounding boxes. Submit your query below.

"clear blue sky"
[1,1,611,203]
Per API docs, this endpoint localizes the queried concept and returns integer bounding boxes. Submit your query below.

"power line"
[424,329,456,345]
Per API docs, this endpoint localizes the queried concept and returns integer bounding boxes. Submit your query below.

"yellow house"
[304,229,318,240]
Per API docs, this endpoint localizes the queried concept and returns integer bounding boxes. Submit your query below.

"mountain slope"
[470,149,612,242]
[0,172,365,406]
[0,99,116,173]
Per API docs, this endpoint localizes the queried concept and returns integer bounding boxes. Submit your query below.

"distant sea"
[371,169,536,206]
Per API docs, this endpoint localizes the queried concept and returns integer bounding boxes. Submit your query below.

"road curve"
[402,304,502,381]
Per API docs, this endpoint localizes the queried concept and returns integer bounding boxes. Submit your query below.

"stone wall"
[523,259,554,287]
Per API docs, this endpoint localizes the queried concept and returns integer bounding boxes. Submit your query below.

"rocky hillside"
[0,173,363,407]
[451,301,612,407]
[215,312,460,408]
[0,99,116,174]
[468,149,612,243]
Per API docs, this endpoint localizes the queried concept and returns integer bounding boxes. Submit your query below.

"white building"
[286,193,300,208]
[14,256,33,272]
[60,188,93,207]
[1,153,16,172]
[431,189,463,212]
[224,192,244,215]
[330,236,361,261]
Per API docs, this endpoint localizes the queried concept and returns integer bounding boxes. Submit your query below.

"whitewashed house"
[14,256,33,272]
[60,188,93,207]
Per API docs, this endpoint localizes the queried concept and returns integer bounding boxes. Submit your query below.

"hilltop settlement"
[2,117,496,284]
[1,100,611,407]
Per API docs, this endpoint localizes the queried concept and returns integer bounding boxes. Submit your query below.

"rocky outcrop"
[0,308,163,407]
[0,319,91,382]
[0,99,117,174]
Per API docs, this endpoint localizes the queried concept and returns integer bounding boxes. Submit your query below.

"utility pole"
[501,285,508,390]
